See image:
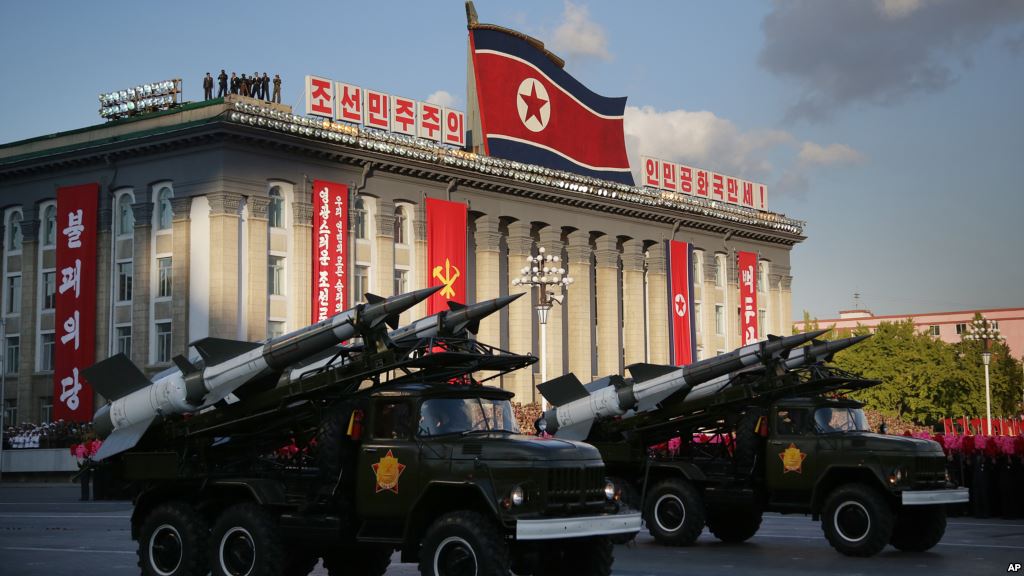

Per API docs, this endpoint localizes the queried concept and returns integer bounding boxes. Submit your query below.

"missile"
[536,329,830,440]
[782,334,870,370]
[84,286,440,460]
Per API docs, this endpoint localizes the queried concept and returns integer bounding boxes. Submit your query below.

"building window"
[4,336,18,375]
[156,186,173,230]
[116,326,131,356]
[758,309,767,334]
[715,254,726,288]
[155,322,172,363]
[694,301,702,334]
[117,194,135,236]
[42,205,57,246]
[40,332,55,371]
[269,256,285,296]
[991,321,999,330]
[354,198,367,240]
[117,262,133,302]
[8,212,23,252]
[955,323,967,335]
[39,397,53,424]
[394,269,408,296]
[267,321,286,339]
[394,206,407,244]
[354,265,369,302]
[715,304,725,336]
[692,251,703,285]
[929,325,940,337]
[696,346,704,361]
[268,186,284,229]
[758,262,768,293]
[41,271,56,310]
[157,257,172,298]
[6,275,21,315]
[2,399,16,427]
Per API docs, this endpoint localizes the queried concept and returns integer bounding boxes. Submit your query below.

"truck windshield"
[418,398,521,437]
[813,406,869,433]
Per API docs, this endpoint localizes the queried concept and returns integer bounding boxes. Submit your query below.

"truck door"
[356,398,419,537]
[766,406,818,506]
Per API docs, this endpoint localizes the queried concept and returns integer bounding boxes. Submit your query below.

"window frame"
[155,321,172,364]
[156,257,173,299]
[155,185,174,231]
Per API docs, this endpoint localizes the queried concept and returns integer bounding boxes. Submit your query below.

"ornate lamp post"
[512,246,573,411]
[965,318,1000,435]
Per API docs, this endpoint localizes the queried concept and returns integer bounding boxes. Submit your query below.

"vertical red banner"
[54,184,99,421]
[667,240,695,365]
[311,180,349,324]
[738,251,758,345]
[425,198,467,314]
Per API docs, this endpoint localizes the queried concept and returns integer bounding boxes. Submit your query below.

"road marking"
[3,546,134,555]
[0,514,130,518]
[764,515,1024,529]
[754,534,1024,550]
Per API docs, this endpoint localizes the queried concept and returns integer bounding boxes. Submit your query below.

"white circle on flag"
[516,78,550,132]
[674,293,687,317]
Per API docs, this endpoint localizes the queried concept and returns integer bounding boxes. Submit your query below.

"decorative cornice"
[594,237,618,268]
[375,199,395,237]
[131,201,154,226]
[292,201,313,226]
[506,221,533,255]
[474,214,501,252]
[170,197,193,222]
[19,219,39,243]
[97,206,113,233]
[621,240,645,272]
[646,242,666,272]
[207,192,241,216]
[248,195,270,220]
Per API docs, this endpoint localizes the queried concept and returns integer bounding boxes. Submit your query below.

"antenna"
[853,292,862,309]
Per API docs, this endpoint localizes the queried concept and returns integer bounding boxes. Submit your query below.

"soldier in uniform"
[203,73,213,100]
[272,74,282,104]
[217,69,228,97]
[252,71,261,99]
[230,72,239,95]
[240,74,249,97]
[261,73,270,102]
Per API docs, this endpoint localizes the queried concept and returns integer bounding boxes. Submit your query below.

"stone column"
[412,203,428,321]
[206,192,241,340]
[246,196,269,340]
[621,239,645,367]
[646,242,669,364]
[565,230,593,381]
[17,216,38,422]
[130,202,153,365]
[781,275,793,336]
[170,197,193,354]
[506,220,534,403]
[94,201,113,369]
[594,236,621,376]
[292,201,313,327]
[538,226,565,379]
[474,214,502,347]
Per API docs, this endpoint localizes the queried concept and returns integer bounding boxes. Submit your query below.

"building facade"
[0,96,805,425]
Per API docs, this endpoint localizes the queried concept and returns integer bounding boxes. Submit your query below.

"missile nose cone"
[494,292,525,308]
[361,286,443,329]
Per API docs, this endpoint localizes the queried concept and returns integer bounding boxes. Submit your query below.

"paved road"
[2,483,1022,576]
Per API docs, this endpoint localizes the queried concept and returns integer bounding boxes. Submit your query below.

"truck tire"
[890,506,946,552]
[284,550,319,576]
[210,503,285,576]
[316,408,351,482]
[537,536,613,576]
[324,544,392,576]
[419,510,509,576]
[137,501,209,576]
[734,406,766,475]
[706,509,762,543]
[644,478,705,546]
[821,484,894,557]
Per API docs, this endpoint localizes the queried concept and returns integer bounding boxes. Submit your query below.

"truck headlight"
[604,480,617,501]
[888,467,905,485]
[510,485,525,506]
[534,417,547,434]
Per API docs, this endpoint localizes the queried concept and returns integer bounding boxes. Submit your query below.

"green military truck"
[103,336,639,576]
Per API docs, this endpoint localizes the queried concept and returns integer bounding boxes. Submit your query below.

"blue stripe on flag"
[488,138,634,185]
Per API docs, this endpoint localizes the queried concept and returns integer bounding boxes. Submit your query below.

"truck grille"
[912,457,948,488]
[546,466,606,506]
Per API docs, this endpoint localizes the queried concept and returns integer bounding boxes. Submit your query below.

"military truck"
[537,338,967,557]
[90,301,639,576]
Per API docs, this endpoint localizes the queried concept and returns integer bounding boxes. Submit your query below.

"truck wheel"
[821,484,894,557]
[706,509,762,543]
[537,536,613,576]
[890,506,946,552]
[210,503,284,576]
[644,478,705,546]
[324,544,392,576]
[137,501,209,576]
[419,510,509,576]
[734,406,766,475]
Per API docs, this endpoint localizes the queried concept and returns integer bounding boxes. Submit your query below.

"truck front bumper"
[901,488,969,506]
[515,512,642,541]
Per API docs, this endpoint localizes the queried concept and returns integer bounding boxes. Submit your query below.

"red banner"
[54,184,99,421]
[738,251,758,345]
[667,240,695,365]
[311,180,349,323]
[426,198,467,314]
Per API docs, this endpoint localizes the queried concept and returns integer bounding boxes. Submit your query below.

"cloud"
[549,1,611,61]
[759,0,1024,121]
[797,142,865,166]
[425,90,459,109]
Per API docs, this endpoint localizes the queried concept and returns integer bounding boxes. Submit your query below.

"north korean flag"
[470,28,634,185]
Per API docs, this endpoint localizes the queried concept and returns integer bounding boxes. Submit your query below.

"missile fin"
[82,354,151,401]
[173,355,201,375]
[466,320,480,335]
[627,363,678,383]
[538,373,589,407]
[364,293,401,329]
[93,416,155,461]
[191,337,262,365]
[447,301,466,311]
[554,420,593,441]
[364,293,385,304]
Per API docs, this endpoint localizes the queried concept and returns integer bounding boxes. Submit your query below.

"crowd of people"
[2,420,95,450]
[203,70,282,103]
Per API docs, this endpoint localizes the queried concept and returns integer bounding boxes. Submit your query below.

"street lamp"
[965,318,1000,435]
[512,246,573,411]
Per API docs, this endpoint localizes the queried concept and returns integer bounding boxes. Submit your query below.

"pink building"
[794,307,1024,359]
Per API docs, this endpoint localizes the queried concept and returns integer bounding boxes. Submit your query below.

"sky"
[1,0,1022,321]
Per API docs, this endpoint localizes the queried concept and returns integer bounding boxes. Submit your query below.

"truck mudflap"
[901,488,969,506]
[515,512,642,541]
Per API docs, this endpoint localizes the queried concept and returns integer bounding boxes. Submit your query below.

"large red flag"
[54,184,99,421]
[311,180,349,323]
[667,240,695,365]
[738,251,758,345]
[426,198,467,314]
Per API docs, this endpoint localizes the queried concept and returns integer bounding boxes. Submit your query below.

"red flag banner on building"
[311,180,349,324]
[54,184,99,421]
[426,198,467,314]
[468,22,634,185]
[738,251,758,345]
[667,240,695,365]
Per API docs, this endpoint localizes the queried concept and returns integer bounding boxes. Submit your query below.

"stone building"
[0,95,804,424]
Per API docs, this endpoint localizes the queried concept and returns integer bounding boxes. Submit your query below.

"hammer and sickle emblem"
[432,258,461,299]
